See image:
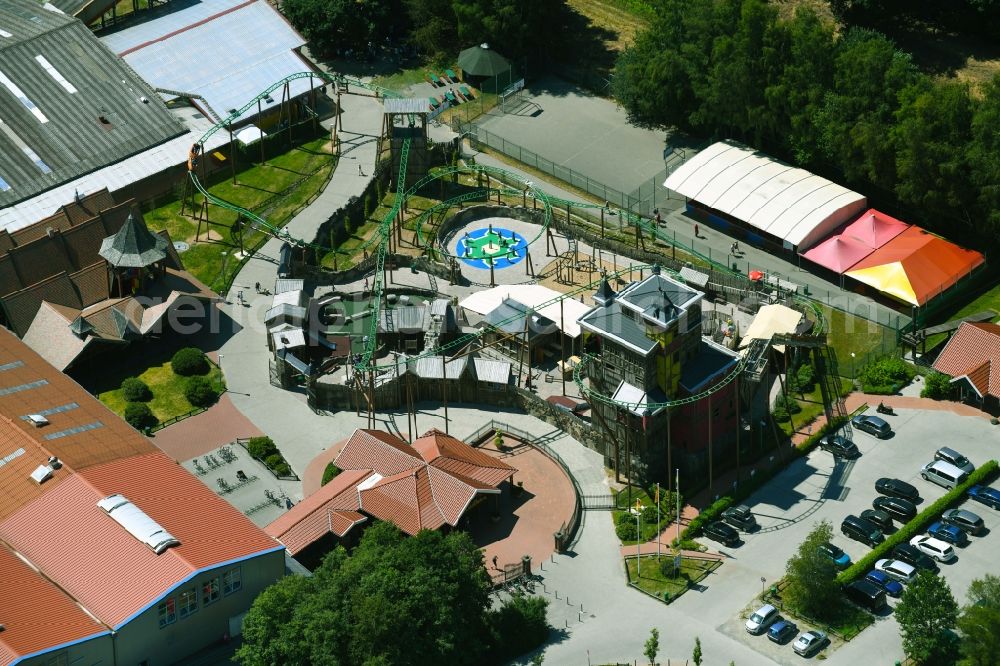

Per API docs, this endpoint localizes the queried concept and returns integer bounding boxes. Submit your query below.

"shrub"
[124,402,157,430]
[247,436,279,459]
[838,459,999,585]
[120,377,152,402]
[487,593,550,663]
[772,394,801,422]
[796,363,816,392]
[264,454,292,477]
[184,376,217,408]
[615,512,639,541]
[322,462,341,486]
[171,347,209,376]
[921,372,954,400]
[683,496,733,539]
[858,357,914,394]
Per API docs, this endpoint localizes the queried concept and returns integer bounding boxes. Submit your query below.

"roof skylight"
[35,55,78,94]
[0,71,48,123]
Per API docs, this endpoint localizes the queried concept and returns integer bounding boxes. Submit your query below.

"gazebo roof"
[99,211,169,268]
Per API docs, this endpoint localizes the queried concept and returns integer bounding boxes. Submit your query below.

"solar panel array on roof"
[0,0,184,209]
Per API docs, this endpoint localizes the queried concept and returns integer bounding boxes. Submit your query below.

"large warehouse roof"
[664,141,867,250]
[0,0,184,209]
[101,0,320,121]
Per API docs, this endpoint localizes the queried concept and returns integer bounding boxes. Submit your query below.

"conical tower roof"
[99,211,168,268]
[593,276,616,306]
[69,316,94,338]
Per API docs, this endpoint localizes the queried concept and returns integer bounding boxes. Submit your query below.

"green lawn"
[922,284,1000,351]
[99,361,226,425]
[779,377,854,436]
[612,485,681,546]
[818,305,897,377]
[626,555,720,601]
[145,136,336,291]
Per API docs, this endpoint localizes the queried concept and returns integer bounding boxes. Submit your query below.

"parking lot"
[691,406,1000,665]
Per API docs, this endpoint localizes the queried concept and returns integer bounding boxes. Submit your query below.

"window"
[0,70,47,123]
[178,587,198,618]
[222,567,242,595]
[44,653,68,666]
[158,597,176,627]
[202,577,220,606]
[34,55,77,94]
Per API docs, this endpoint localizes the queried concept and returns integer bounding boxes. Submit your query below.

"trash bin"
[521,555,532,576]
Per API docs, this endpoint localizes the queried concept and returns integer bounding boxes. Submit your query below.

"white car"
[875,558,917,583]
[793,630,829,657]
[909,535,957,563]
[745,604,778,634]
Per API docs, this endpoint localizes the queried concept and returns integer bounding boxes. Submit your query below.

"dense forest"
[611,0,1000,248]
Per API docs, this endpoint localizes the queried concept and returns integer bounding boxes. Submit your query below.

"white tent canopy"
[664,141,866,250]
[459,284,590,338]
[738,304,803,353]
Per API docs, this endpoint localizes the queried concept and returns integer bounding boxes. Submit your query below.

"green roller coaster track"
[186,70,827,413]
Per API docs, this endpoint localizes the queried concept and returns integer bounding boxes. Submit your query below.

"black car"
[722,505,758,532]
[820,435,860,458]
[845,579,887,612]
[703,521,740,547]
[892,543,939,572]
[860,508,894,532]
[875,477,920,501]
[842,515,884,547]
[873,496,917,522]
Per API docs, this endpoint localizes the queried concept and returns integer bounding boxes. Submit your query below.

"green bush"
[858,357,914,394]
[265,453,292,477]
[684,496,733,539]
[247,436,279,460]
[796,363,816,392]
[487,593,551,663]
[322,462,341,486]
[615,512,639,541]
[772,394,801,422]
[838,460,999,585]
[921,372,954,400]
[171,347,209,376]
[124,402,157,430]
[184,376,217,408]
[121,377,152,402]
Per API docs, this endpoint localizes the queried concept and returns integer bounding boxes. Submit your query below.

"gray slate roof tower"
[99,212,168,268]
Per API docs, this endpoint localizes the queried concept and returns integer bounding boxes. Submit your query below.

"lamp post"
[635,499,643,575]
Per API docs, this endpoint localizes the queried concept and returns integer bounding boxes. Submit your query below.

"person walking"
[694,223,700,238]
[358,163,365,176]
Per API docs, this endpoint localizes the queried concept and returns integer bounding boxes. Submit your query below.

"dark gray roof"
[0,0,184,207]
[98,212,168,267]
[577,301,657,355]
[592,277,616,306]
[69,316,93,337]
[616,274,701,328]
[483,298,553,340]
[680,340,739,394]
[48,0,116,25]
[414,355,468,379]
[379,305,428,333]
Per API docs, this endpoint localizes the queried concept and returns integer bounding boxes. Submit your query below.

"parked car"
[875,558,917,583]
[921,460,969,490]
[768,619,798,644]
[908,535,956,563]
[928,521,969,546]
[876,477,920,502]
[819,542,852,569]
[703,521,740,547]
[846,579,888,612]
[941,508,985,536]
[935,446,975,474]
[722,504,758,531]
[745,604,778,634]
[820,435,860,458]
[969,485,1000,510]
[893,542,940,571]
[852,414,892,438]
[842,515,884,547]
[865,569,904,597]
[861,508,894,532]
[793,630,829,657]
[873,495,917,522]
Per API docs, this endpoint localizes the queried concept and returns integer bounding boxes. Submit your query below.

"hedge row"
[837,459,1000,585]
[679,415,849,542]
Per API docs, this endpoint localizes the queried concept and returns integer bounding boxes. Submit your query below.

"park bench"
[444,90,458,105]
[446,68,459,81]
[427,72,441,86]
[428,96,440,109]
[459,84,474,99]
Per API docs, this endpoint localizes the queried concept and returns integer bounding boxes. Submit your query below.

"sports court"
[475,77,670,200]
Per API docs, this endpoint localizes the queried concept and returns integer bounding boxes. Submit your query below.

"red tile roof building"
[932,322,1000,405]
[0,327,283,665]
[266,429,516,555]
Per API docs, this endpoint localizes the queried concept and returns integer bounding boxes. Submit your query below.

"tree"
[969,75,1000,240]
[896,570,959,664]
[921,372,953,400]
[282,0,404,58]
[236,522,545,666]
[123,402,156,430]
[171,347,209,376]
[644,628,660,666]
[692,636,703,666]
[121,377,152,402]
[783,520,841,620]
[184,376,217,408]
[958,574,1000,666]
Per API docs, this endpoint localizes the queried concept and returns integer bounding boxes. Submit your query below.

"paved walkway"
[151,394,263,462]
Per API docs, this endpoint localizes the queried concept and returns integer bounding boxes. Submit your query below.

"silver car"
[935,447,975,474]
[942,508,985,535]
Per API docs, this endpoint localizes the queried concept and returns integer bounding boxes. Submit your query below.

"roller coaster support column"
[589,400,621,484]
[708,392,713,497]
[489,258,495,288]
[228,124,236,185]
[666,407,673,494]
[525,252,534,277]
[545,227,556,257]
[601,209,605,238]
[735,373,741,488]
